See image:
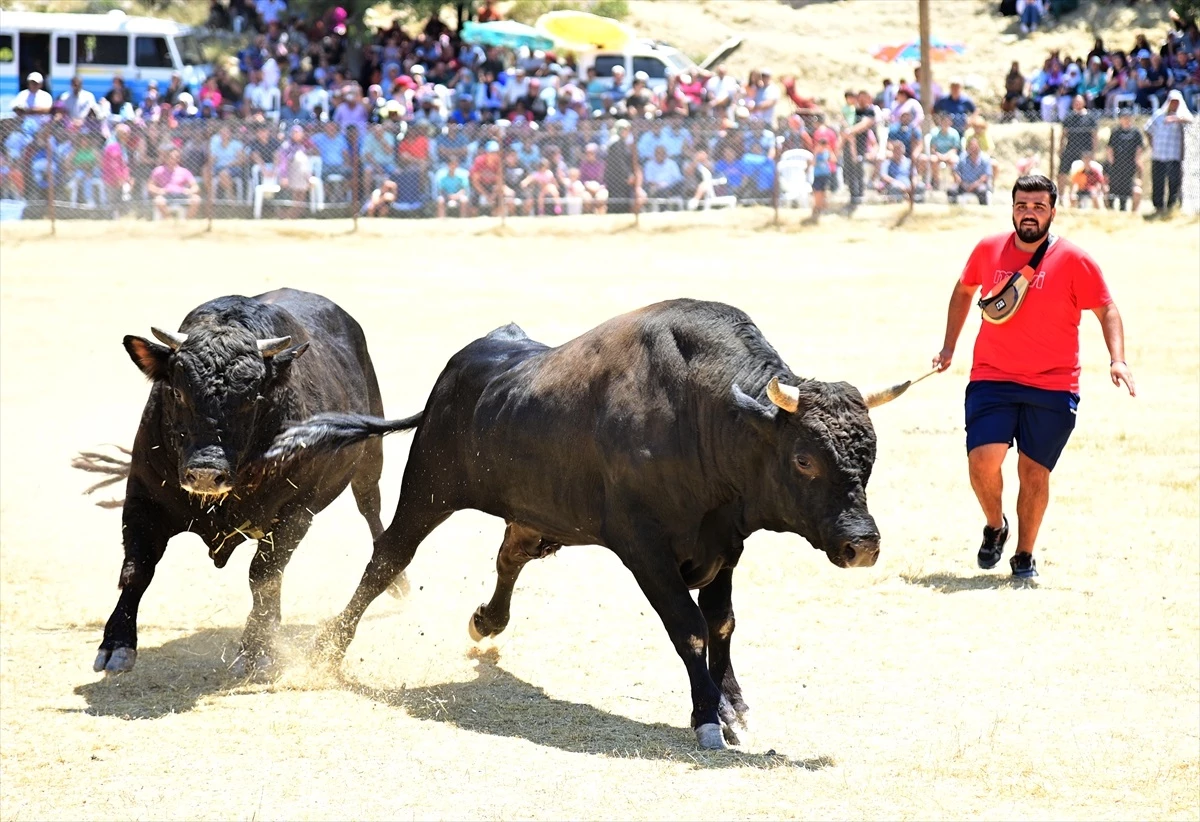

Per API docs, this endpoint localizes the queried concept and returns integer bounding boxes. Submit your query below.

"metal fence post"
[498,121,507,228]
[47,136,56,236]
[773,135,782,227]
[205,131,214,232]
[631,128,641,229]
[349,124,360,232]
[1048,125,1056,183]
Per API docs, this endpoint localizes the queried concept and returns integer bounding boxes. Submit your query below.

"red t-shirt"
[959,232,1112,392]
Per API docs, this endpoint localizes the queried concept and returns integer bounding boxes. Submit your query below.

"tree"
[1172,0,1199,27]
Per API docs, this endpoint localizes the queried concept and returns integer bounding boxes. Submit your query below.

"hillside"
[620,0,1174,109]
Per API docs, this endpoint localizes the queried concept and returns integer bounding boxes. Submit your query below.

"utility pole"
[919,0,933,114]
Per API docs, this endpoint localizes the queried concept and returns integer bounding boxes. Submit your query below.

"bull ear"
[123,335,171,381]
[730,383,779,426]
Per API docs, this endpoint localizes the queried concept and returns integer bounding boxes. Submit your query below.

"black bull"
[93,288,397,676]
[267,299,917,749]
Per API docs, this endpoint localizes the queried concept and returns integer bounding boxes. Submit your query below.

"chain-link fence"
[1,112,1195,229]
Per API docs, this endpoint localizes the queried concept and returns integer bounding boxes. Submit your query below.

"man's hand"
[932,346,954,372]
[1111,362,1136,397]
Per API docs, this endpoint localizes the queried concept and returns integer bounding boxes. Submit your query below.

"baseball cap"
[484,140,500,151]
[27,71,43,84]
[634,70,649,82]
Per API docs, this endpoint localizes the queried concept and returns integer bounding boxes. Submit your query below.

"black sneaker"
[977,515,1009,569]
[1010,552,1038,578]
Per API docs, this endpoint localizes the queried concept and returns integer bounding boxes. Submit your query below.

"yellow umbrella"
[535,9,637,52]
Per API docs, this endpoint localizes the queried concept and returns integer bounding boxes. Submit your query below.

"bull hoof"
[721,722,743,746]
[696,723,728,751]
[467,607,488,643]
[93,647,137,674]
[229,650,279,681]
[312,623,349,668]
[386,571,411,599]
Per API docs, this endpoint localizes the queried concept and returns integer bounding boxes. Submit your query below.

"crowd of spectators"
[1,0,1194,220]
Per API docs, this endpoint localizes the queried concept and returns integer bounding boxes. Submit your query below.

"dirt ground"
[1,209,1197,821]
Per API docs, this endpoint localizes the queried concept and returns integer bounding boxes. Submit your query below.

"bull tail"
[71,445,132,508]
[265,411,424,463]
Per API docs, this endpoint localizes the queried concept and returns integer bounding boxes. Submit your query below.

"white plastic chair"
[67,173,105,207]
[777,148,813,209]
[687,164,737,210]
[263,86,282,122]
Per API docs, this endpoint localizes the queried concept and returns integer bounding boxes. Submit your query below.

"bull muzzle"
[181,466,233,497]
[829,535,880,568]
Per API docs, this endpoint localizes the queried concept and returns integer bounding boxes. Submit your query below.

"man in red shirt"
[931,175,1136,578]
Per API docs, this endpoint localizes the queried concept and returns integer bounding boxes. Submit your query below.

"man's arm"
[1092,301,1136,396]
[932,279,979,371]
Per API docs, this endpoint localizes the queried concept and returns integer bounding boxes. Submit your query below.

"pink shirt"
[150,164,196,194]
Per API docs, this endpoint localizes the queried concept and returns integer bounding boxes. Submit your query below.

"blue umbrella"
[872,38,966,63]
[462,20,555,51]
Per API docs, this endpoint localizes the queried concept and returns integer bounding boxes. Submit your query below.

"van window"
[632,56,668,79]
[135,36,172,68]
[0,35,13,64]
[56,37,72,65]
[77,34,128,66]
[593,55,624,78]
[176,34,204,66]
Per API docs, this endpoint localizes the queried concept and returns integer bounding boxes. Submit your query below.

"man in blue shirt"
[933,78,976,135]
[887,109,922,159]
[310,120,349,178]
[948,137,992,205]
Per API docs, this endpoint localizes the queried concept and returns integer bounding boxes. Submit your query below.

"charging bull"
[265,299,917,749]
[94,288,394,677]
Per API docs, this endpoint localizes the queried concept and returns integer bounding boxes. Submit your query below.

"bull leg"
[698,567,750,745]
[231,512,311,679]
[315,501,450,666]
[619,541,727,751]
[469,523,554,642]
[349,439,410,598]
[94,494,176,674]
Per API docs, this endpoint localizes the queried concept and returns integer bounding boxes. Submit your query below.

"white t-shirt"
[59,89,98,119]
[11,88,53,114]
[705,75,740,105]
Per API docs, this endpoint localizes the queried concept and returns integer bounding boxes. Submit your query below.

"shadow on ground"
[346,647,834,770]
[901,571,1040,593]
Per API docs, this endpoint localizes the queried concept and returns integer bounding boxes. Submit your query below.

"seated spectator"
[247,121,282,178]
[364,179,398,217]
[920,111,961,189]
[102,75,137,121]
[678,72,706,114]
[435,155,472,217]
[397,121,434,172]
[469,139,507,212]
[519,157,561,215]
[1081,56,1108,109]
[1017,0,1044,35]
[1069,151,1106,208]
[65,129,104,205]
[437,122,473,165]
[1136,53,1170,112]
[577,141,608,214]
[642,144,685,200]
[310,120,349,177]
[739,140,776,200]
[947,137,992,205]
[1105,106,1144,212]
[1169,50,1200,111]
[1001,62,1032,122]
[450,94,481,126]
[713,143,747,196]
[887,109,922,160]
[362,122,397,183]
[148,147,201,219]
[932,78,975,134]
[274,124,313,218]
[210,122,247,201]
[875,140,914,201]
[961,114,995,155]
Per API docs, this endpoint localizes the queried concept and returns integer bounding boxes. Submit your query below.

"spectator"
[199,76,224,117]
[779,113,812,152]
[59,76,98,121]
[739,140,775,200]
[247,121,282,176]
[912,66,942,103]
[577,141,608,214]
[875,140,914,201]
[842,89,877,211]
[100,76,135,120]
[781,74,819,114]
[642,144,685,200]
[603,120,642,213]
[435,154,472,217]
[519,157,561,215]
[1017,0,1044,35]
[876,78,896,112]
[162,71,187,106]
[891,84,924,128]
[1058,95,1098,196]
[361,121,396,183]
[933,78,976,134]
[209,122,247,200]
[705,65,740,120]
[363,178,397,217]
[920,111,961,190]
[11,72,53,120]
[148,147,201,219]
[1068,151,1106,209]
[101,122,133,214]
[947,137,992,205]
[334,85,369,128]
[274,123,312,218]
[678,72,706,114]
[887,108,922,160]
[750,68,780,124]
[1169,50,1200,110]
[1143,89,1193,218]
[1136,52,1170,112]
[961,114,994,155]
[1105,107,1144,212]
[256,0,288,29]
[310,119,349,178]
[1081,56,1108,110]
[469,138,505,212]
[1001,62,1033,122]
[1103,52,1139,116]
[398,121,434,172]
[809,134,836,219]
[450,94,481,125]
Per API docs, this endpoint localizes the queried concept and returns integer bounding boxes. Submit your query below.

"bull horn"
[863,368,938,409]
[256,336,292,358]
[766,377,800,413]
[151,327,187,350]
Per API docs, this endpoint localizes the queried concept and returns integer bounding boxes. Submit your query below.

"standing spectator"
[947,137,992,205]
[1058,95,1098,198]
[841,90,876,212]
[256,0,288,29]
[891,84,924,128]
[809,134,836,220]
[1002,62,1032,122]
[1143,90,1193,218]
[750,68,780,124]
[103,76,137,120]
[705,65,740,121]
[435,154,472,217]
[933,79,976,135]
[1105,107,1144,212]
[11,72,53,120]
[603,120,642,213]
[148,147,201,219]
[209,122,246,201]
[59,76,97,121]
[101,122,133,215]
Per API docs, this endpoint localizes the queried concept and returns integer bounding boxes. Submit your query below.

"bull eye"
[172,387,184,403]
[793,454,816,474]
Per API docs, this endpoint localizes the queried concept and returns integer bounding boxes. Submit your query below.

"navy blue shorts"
[965,380,1079,471]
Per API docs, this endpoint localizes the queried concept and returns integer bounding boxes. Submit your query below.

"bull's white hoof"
[696,723,728,750]
[386,571,411,599]
[722,722,742,746]
[467,607,486,643]
[95,647,137,674]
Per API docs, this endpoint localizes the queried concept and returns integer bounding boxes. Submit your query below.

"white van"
[575,37,742,94]
[0,10,209,115]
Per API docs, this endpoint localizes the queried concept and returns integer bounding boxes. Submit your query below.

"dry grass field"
[1,208,1197,821]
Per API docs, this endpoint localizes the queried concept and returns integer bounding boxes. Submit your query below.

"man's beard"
[1013,216,1049,243]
